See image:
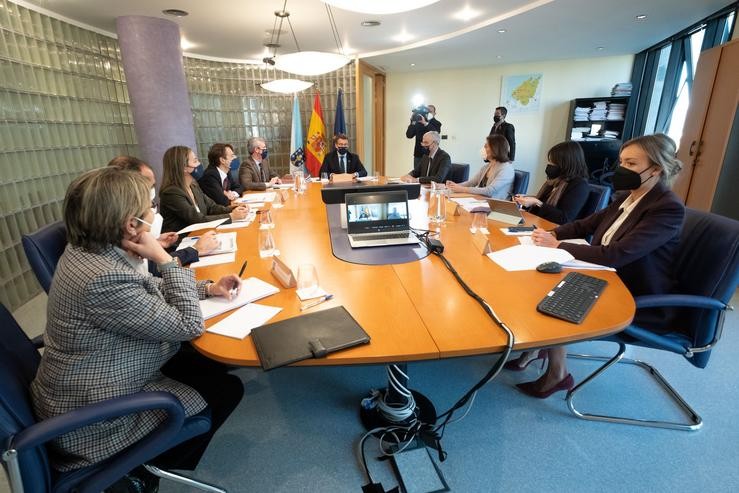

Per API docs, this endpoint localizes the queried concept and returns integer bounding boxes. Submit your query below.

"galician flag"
[305,92,326,177]
[289,95,305,174]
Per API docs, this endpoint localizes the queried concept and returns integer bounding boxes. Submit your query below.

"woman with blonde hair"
[509,134,685,398]
[159,145,249,232]
[31,167,244,489]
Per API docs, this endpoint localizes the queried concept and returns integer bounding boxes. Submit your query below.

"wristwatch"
[157,256,179,272]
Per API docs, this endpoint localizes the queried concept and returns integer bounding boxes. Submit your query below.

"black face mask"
[420,146,430,155]
[545,164,561,180]
[260,149,268,160]
[493,116,501,123]
[337,147,348,155]
[612,166,654,191]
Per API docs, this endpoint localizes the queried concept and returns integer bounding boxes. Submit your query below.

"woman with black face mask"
[513,141,590,224]
[508,134,684,399]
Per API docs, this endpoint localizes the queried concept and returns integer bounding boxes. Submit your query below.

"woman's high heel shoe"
[516,373,575,399]
[503,350,547,372]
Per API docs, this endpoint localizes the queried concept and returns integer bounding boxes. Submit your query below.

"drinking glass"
[259,209,273,228]
[321,172,328,182]
[297,264,320,297]
[258,230,275,257]
[427,183,447,224]
[471,212,487,233]
[293,170,304,194]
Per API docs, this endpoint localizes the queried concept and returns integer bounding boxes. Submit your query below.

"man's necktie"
[223,176,230,191]
[340,155,346,173]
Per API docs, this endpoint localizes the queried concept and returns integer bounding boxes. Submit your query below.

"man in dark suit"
[401,131,451,184]
[489,106,516,161]
[406,104,442,170]
[319,133,367,178]
[198,143,243,206]
[239,136,281,191]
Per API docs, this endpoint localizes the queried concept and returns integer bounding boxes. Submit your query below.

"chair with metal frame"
[0,303,227,493]
[566,208,739,430]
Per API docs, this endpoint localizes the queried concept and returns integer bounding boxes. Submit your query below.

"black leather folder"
[251,306,370,370]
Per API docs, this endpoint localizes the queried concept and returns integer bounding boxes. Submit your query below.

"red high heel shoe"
[516,373,575,399]
[503,350,547,372]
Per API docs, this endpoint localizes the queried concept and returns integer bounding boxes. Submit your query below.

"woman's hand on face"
[531,228,560,248]
[122,231,171,264]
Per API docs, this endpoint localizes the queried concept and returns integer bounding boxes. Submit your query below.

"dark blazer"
[406,118,442,157]
[529,177,589,225]
[489,121,516,161]
[409,148,452,184]
[555,181,685,310]
[319,150,367,177]
[159,182,231,233]
[239,156,278,191]
[198,165,243,206]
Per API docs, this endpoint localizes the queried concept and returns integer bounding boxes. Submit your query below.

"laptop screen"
[346,190,410,234]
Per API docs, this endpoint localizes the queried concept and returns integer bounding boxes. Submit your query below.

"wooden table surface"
[191,181,634,366]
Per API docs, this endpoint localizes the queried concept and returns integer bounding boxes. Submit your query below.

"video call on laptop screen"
[346,191,410,233]
[347,202,408,223]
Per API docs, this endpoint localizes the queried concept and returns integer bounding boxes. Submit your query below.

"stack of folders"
[607,103,626,121]
[611,82,632,96]
[590,102,608,120]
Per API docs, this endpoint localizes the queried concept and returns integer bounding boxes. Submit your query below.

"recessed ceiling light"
[635,14,647,20]
[393,31,415,43]
[453,7,481,21]
[497,29,507,33]
[361,20,381,27]
[162,9,188,17]
[496,55,503,59]
[410,63,416,67]
[596,46,605,51]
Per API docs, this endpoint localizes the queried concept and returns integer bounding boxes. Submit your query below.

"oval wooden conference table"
[191,180,635,367]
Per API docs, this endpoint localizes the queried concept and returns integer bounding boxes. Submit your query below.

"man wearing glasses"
[239,136,282,191]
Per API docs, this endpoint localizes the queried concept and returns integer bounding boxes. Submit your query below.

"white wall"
[384,55,634,192]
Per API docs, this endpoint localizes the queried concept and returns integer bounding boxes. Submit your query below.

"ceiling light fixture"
[497,29,507,33]
[596,46,605,51]
[261,79,314,93]
[635,14,647,20]
[162,9,188,17]
[361,20,381,27]
[453,7,481,22]
[321,0,440,15]
[264,2,351,76]
[393,31,415,43]
[180,37,195,51]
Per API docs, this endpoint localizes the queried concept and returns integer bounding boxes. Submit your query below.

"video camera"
[410,105,430,123]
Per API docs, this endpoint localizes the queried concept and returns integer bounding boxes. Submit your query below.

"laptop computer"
[485,198,524,225]
[345,190,420,248]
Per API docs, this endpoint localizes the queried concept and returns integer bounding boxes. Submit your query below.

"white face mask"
[427,113,434,120]
[135,212,163,239]
[149,187,156,203]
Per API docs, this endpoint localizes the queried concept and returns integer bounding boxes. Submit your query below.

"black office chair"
[577,183,612,220]
[0,303,226,492]
[448,163,470,183]
[511,169,530,197]
[21,221,67,293]
[567,209,739,430]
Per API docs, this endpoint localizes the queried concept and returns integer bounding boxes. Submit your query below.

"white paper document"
[188,252,235,269]
[296,286,327,301]
[205,303,282,339]
[450,197,489,212]
[487,245,574,271]
[356,176,375,182]
[177,232,237,256]
[238,192,276,203]
[273,183,294,189]
[176,218,229,234]
[561,259,615,271]
[199,277,281,320]
[217,213,256,230]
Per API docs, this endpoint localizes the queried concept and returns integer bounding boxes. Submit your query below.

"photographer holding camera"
[406,104,441,170]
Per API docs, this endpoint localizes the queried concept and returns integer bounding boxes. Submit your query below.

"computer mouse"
[536,261,562,274]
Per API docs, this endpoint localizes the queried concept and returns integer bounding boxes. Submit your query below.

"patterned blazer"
[30,244,211,471]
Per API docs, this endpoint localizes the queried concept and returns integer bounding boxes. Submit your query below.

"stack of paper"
[199,277,281,320]
[205,303,282,339]
[574,106,591,121]
[486,245,574,271]
[590,102,608,120]
[611,82,632,96]
[237,192,276,204]
[607,103,626,120]
[176,218,229,234]
[449,197,489,212]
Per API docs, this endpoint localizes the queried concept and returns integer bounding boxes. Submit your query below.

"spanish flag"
[305,92,326,177]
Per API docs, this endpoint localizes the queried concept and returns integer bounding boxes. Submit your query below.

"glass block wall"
[185,58,356,175]
[0,0,138,310]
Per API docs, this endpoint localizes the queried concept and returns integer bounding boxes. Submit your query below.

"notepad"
[188,252,235,269]
[205,303,282,339]
[199,277,280,320]
[176,218,229,234]
[238,192,276,203]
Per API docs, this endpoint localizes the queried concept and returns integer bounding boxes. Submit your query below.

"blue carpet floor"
[160,293,739,493]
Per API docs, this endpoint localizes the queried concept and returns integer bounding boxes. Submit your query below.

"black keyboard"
[537,272,607,324]
[351,232,411,241]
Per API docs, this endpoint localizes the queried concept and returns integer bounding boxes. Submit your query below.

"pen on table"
[228,260,248,298]
[300,294,334,311]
